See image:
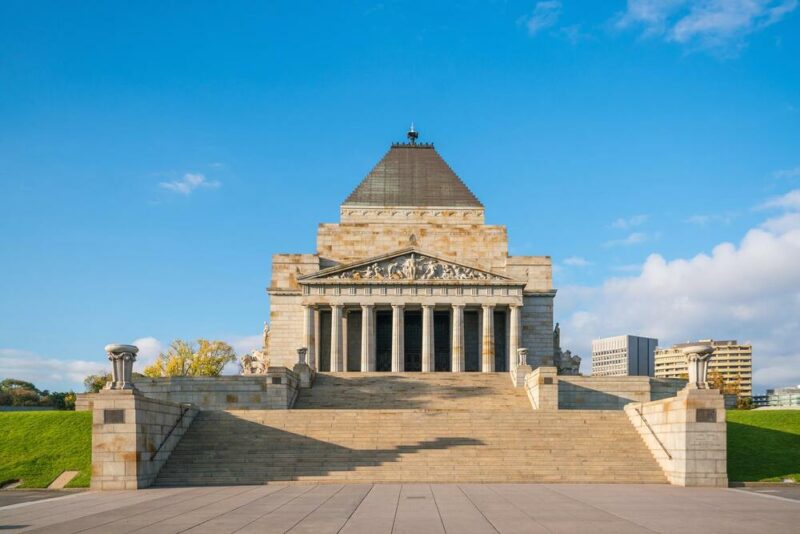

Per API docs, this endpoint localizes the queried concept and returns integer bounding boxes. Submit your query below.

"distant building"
[753,385,800,408]
[655,339,752,398]
[591,335,658,377]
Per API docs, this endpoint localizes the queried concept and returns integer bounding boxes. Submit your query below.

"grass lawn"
[0,411,92,488]
[727,410,800,483]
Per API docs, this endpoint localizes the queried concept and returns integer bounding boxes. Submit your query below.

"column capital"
[482,303,495,310]
[391,303,405,310]
[331,303,343,310]
[421,303,435,309]
[451,303,465,310]
[360,303,375,310]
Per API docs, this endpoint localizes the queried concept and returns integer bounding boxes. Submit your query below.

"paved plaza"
[1,484,799,533]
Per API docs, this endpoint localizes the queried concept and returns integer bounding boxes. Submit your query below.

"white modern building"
[591,335,658,377]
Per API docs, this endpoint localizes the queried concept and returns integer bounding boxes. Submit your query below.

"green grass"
[727,410,800,483]
[0,411,92,488]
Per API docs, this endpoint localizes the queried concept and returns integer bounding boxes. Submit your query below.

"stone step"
[154,373,666,486]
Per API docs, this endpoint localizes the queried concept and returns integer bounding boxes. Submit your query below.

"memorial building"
[267,129,555,373]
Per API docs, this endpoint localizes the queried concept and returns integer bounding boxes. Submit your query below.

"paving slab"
[0,484,798,534]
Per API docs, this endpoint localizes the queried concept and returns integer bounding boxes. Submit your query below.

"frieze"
[326,252,502,282]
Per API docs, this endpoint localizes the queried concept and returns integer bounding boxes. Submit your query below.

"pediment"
[298,248,518,284]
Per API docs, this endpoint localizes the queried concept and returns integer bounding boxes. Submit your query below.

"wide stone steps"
[155,373,666,485]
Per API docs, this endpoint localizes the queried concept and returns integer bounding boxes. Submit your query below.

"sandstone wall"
[269,293,304,368]
[317,223,509,272]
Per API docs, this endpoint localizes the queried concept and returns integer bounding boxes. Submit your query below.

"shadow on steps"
[156,410,484,486]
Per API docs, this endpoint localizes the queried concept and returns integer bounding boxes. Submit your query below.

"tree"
[143,339,237,377]
[84,373,112,393]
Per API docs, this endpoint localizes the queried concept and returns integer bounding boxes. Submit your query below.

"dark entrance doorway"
[318,310,331,372]
[434,310,451,371]
[494,310,507,372]
[404,310,422,372]
[347,311,362,371]
[375,310,392,372]
[464,310,480,372]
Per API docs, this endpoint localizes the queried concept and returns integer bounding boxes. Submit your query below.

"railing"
[150,404,192,462]
[634,407,672,460]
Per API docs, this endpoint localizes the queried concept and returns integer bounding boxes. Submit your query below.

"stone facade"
[266,136,555,373]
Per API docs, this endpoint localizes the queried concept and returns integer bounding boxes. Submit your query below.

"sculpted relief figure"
[402,256,416,279]
[329,253,502,281]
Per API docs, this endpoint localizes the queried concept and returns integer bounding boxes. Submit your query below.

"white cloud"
[686,213,735,225]
[760,189,800,210]
[159,173,220,195]
[0,348,105,392]
[773,165,800,179]
[616,0,798,51]
[523,1,562,35]
[611,214,649,229]
[604,232,648,247]
[558,188,800,393]
[131,336,165,373]
[564,256,592,267]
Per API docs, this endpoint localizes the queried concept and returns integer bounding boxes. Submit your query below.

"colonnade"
[302,303,522,373]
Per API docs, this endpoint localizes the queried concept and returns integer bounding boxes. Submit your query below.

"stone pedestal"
[625,387,728,487]
[91,389,196,490]
[293,347,314,388]
[525,366,558,410]
[510,347,532,387]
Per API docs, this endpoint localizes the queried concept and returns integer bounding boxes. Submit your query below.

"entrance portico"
[297,248,525,373]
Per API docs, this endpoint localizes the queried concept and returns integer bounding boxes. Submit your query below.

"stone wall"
[558,377,686,410]
[625,388,728,487]
[521,294,554,367]
[317,222,509,272]
[269,293,304,367]
[91,389,197,490]
[132,368,299,410]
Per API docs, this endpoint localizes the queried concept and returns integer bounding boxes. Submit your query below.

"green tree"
[83,373,112,393]
[143,339,236,377]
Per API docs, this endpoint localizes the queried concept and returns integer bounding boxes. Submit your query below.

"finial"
[407,123,419,145]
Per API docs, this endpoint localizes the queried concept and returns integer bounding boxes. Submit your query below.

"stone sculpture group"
[336,253,499,281]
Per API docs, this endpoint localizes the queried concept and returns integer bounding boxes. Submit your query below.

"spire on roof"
[407,123,418,145]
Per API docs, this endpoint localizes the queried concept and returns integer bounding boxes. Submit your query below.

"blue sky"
[1,1,799,393]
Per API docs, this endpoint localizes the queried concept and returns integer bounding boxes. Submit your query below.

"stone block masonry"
[625,387,728,487]
[132,367,299,410]
[91,389,197,490]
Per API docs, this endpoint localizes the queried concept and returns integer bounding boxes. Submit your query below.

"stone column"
[509,305,521,370]
[330,305,343,372]
[451,304,465,372]
[105,344,139,390]
[481,304,495,372]
[360,304,374,372]
[303,305,316,371]
[421,304,435,372]
[342,310,349,371]
[313,308,321,370]
[391,304,405,372]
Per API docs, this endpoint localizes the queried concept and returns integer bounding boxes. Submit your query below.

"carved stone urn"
[297,347,308,365]
[517,347,529,367]
[681,344,714,389]
[104,344,139,390]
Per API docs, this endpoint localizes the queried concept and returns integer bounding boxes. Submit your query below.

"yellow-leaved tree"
[143,339,237,377]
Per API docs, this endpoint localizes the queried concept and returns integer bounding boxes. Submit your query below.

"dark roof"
[343,144,483,207]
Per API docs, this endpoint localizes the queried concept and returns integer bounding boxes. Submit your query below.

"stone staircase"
[154,373,666,486]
